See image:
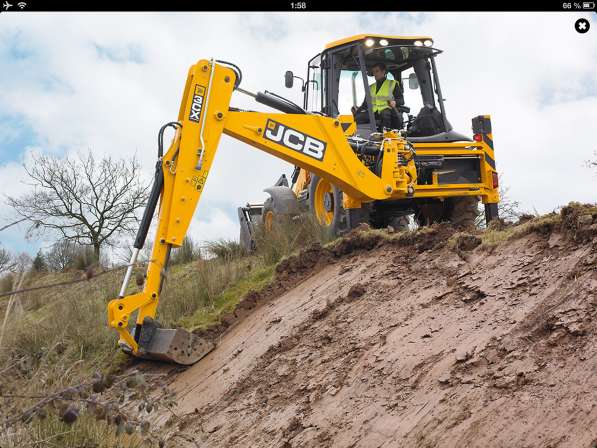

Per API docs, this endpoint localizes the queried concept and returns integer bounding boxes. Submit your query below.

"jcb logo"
[189,84,206,123]
[263,120,326,161]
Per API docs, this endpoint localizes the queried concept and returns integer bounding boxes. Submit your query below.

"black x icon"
[575,18,590,34]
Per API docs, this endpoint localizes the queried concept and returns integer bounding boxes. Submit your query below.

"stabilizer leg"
[485,203,499,225]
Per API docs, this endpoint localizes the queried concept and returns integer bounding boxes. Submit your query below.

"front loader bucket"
[127,317,215,365]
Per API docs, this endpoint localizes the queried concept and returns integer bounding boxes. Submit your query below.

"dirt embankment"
[157,206,597,448]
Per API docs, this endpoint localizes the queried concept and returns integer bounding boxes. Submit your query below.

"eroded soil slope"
[162,212,597,447]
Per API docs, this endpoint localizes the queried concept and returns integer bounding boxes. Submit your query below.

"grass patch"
[2,414,146,448]
[204,239,246,260]
[480,213,562,249]
[446,232,466,251]
[0,269,124,380]
[254,214,333,265]
[479,201,596,250]
[157,256,265,328]
[178,264,275,331]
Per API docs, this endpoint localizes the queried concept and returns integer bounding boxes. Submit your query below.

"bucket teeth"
[128,317,215,366]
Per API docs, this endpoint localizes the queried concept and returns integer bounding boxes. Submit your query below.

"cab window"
[306,54,323,113]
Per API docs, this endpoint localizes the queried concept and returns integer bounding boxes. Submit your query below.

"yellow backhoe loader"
[239,35,500,250]
[108,34,500,365]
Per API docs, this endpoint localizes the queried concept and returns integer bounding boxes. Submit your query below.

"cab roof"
[324,34,434,50]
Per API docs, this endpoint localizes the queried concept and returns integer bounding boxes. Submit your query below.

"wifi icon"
[17,1,26,8]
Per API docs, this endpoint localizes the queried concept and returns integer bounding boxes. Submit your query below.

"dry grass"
[480,213,562,249]
[157,256,262,328]
[479,202,597,249]
[254,214,333,265]
[178,264,275,331]
[0,272,125,406]
[2,414,146,448]
[203,239,246,260]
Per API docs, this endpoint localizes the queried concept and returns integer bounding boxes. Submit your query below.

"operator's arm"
[352,98,367,115]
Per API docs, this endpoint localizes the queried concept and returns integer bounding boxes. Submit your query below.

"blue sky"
[0,12,595,258]
[0,114,39,164]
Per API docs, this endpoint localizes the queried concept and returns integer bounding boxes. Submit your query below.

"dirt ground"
[155,213,597,448]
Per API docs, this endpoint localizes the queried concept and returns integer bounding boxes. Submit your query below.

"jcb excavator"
[239,34,500,251]
[108,34,500,365]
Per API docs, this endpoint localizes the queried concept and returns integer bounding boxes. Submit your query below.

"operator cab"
[284,34,470,143]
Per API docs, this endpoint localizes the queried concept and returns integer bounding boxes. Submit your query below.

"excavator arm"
[107,58,492,364]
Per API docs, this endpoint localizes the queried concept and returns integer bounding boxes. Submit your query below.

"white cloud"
[191,207,239,244]
[0,12,596,256]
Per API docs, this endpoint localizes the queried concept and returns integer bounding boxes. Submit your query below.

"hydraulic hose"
[120,122,176,297]
[133,160,163,250]
[133,121,181,250]
[215,59,242,89]
[158,122,181,158]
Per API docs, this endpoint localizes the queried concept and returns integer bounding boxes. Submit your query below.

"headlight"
[379,39,389,46]
[365,39,375,47]
[423,39,433,47]
[414,40,423,47]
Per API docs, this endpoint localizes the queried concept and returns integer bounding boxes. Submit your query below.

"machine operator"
[351,62,404,130]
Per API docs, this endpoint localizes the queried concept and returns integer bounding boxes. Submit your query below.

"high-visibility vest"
[370,79,398,113]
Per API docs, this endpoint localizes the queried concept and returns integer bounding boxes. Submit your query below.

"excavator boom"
[107,58,498,364]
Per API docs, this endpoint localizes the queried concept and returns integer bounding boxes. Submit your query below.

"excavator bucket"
[126,318,215,365]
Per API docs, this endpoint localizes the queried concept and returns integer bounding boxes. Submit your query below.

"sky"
[0,12,596,258]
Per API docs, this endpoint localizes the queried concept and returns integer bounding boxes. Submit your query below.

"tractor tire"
[262,197,275,232]
[416,197,479,229]
[447,196,480,229]
[308,175,346,236]
[387,215,410,231]
[415,202,445,227]
[261,186,300,233]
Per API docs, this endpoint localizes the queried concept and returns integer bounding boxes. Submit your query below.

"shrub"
[171,236,200,265]
[46,240,77,272]
[0,272,15,293]
[204,239,245,261]
[254,214,332,265]
[31,250,48,273]
[73,246,97,271]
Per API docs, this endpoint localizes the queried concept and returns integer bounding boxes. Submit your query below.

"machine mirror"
[285,71,294,88]
[408,73,419,90]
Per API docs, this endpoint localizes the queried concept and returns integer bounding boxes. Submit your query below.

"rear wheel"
[415,202,445,227]
[387,215,410,231]
[448,196,480,229]
[308,175,346,236]
[261,187,300,233]
[416,197,479,229]
[262,198,275,232]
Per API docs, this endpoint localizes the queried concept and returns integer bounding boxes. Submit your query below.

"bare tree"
[475,180,522,228]
[11,252,32,274]
[0,245,13,274]
[7,151,149,261]
[496,185,522,223]
[46,240,77,272]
